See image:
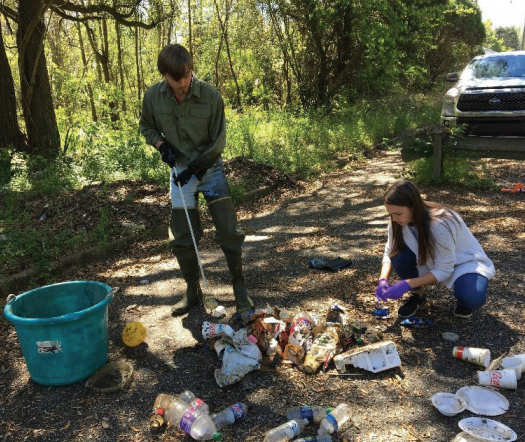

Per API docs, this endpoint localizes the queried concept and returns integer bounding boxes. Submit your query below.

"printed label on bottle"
[287,420,301,436]
[229,403,245,420]
[180,408,200,435]
[188,398,205,410]
[326,413,338,431]
[300,405,314,421]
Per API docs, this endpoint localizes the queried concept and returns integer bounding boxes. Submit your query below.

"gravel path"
[1,151,524,442]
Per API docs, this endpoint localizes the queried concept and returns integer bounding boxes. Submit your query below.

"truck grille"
[457,91,525,112]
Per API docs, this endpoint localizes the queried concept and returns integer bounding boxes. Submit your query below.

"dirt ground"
[1,151,525,442]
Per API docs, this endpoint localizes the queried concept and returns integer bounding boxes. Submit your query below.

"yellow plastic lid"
[122,322,147,347]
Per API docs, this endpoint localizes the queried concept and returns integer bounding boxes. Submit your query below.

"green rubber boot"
[208,198,254,312]
[224,249,254,312]
[170,209,203,316]
[171,250,202,316]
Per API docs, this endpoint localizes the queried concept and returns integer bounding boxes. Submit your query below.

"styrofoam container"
[431,392,466,416]
[455,386,509,416]
[512,353,525,372]
[333,340,401,373]
[459,417,517,442]
[450,432,487,442]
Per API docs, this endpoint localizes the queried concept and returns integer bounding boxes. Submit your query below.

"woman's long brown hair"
[384,180,455,266]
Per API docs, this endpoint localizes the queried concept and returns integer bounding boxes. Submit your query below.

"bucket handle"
[107,287,120,300]
[6,293,16,305]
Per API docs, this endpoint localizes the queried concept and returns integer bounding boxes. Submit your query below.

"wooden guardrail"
[432,128,525,181]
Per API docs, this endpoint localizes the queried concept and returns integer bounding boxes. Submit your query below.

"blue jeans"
[390,247,488,310]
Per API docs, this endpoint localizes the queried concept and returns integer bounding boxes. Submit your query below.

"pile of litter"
[201,305,401,387]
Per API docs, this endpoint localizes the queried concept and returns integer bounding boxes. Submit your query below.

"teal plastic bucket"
[4,281,116,386]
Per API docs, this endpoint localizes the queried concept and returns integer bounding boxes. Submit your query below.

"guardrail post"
[432,128,443,182]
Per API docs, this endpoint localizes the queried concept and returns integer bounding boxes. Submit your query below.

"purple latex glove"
[380,280,412,301]
[375,279,390,299]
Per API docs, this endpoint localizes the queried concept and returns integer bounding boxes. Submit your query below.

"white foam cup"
[501,356,522,380]
[512,354,525,373]
[477,369,517,390]
[452,346,491,368]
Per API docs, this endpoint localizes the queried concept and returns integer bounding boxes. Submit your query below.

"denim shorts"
[170,158,231,208]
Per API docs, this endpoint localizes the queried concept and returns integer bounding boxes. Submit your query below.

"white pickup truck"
[441,51,525,136]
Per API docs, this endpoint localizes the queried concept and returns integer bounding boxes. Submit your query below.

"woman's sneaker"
[398,293,427,318]
[454,305,472,319]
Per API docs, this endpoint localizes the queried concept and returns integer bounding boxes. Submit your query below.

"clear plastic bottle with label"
[179,390,210,413]
[211,402,249,430]
[286,405,332,424]
[317,403,351,435]
[180,407,222,441]
[263,418,309,442]
[164,396,221,441]
[295,436,332,442]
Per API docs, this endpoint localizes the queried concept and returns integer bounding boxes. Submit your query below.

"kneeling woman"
[375,180,495,319]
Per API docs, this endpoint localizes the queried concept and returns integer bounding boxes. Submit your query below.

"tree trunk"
[188,0,192,57]
[213,0,242,109]
[77,22,97,122]
[85,19,119,122]
[0,26,25,152]
[17,0,60,159]
[214,32,224,87]
[135,24,141,102]
[115,20,127,112]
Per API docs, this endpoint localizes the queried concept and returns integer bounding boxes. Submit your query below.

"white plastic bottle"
[211,402,249,430]
[263,418,309,442]
[295,436,333,442]
[317,403,351,435]
[286,405,331,424]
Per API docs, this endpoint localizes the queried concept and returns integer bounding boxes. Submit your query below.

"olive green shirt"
[139,75,226,171]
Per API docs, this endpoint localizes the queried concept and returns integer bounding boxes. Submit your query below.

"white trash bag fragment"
[214,342,261,387]
[232,328,262,361]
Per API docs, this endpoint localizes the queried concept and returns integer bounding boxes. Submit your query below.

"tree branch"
[0,4,18,23]
[50,2,158,29]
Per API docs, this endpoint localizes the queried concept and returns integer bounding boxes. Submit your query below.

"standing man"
[139,44,254,315]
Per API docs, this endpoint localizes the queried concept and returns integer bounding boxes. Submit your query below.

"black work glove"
[158,142,177,167]
[173,165,199,187]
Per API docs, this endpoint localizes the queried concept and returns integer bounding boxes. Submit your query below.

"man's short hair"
[157,44,193,80]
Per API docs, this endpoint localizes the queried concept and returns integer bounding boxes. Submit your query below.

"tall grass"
[5,91,441,195]
[226,92,441,178]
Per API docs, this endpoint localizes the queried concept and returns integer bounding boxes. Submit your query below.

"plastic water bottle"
[295,436,333,442]
[180,407,222,441]
[211,402,249,430]
[149,393,173,430]
[263,418,309,442]
[165,398,221,440]
[179,390,210,413]
[164,396,195,427]
[317,403,351,435]
[286,405,331,424]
